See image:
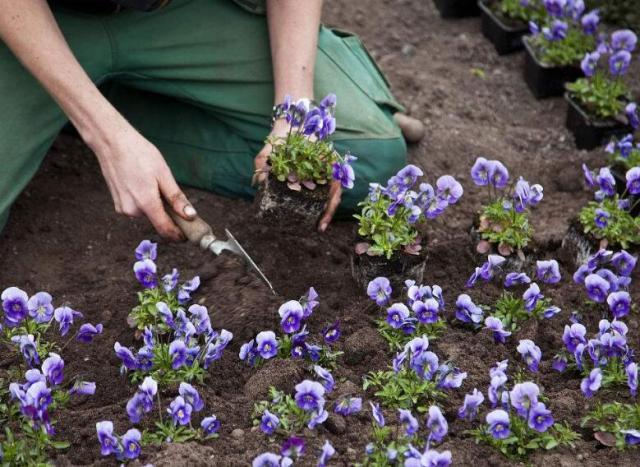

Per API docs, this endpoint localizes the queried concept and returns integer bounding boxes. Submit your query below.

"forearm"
[0,0,125,151]
[266,0,322,103]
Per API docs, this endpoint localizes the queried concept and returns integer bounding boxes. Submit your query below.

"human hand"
[93,124,196,240]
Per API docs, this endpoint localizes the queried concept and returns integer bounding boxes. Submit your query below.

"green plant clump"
[579,198,640,249]
[583,402,640,449]
[479,199,533,252]
[497,0,546,23]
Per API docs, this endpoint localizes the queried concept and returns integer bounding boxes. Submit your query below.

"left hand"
[253,119,342,232]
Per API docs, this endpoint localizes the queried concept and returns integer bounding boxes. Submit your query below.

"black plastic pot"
[351,247,427,292]
[255,177,329,229]
[523,36,583,99]
[433,0,480,18]
[478,0,528,55]
[565,93,634,150]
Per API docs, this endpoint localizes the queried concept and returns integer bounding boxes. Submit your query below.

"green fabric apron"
[0,0,407,233]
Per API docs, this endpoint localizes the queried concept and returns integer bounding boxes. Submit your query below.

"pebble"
[231,429,244,439]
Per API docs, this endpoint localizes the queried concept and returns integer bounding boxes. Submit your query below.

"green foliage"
[479,199,533,250]
[498,0,546,22]
[252,387,314,435]
[492,292,554,332]
[582,402,640,449]
[470,415,579,459]
[358,424,411,467]
[268,132,337,187]
[567,74,631,120]
[579,198,640,249]
[530,28,596,67]
[129,288,181,333]
[130,342,206,388]
[377,319,446,351]
[276,334,343,371]
[143,421,201,446]
[363,368,445,414]
[355,194,420,259]
[3,322,58,366]
[586,0,640,32]
[607,137,640,171]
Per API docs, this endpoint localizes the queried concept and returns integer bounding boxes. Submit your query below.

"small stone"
[401,44,415,56]
[346,448,357,459]
[325,414,346,435]
[231,429,244,439]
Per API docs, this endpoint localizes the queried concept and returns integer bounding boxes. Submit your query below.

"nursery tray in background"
[478,0,528,55]
[522,36,582,99]
[565,93,634,151]
[433,0,481,18]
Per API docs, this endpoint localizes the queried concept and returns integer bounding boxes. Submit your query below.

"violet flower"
[121,429,141,460]
[77,323,103,343]
[177,276,200,304]
[2,287,29,325]
[301,287,319,318]
[133,259,157,289]
[126,393,147,423]
[281,436,305,459]
[585,273,610,302]
[168,396,193,426]
[114,342,138,370]
[42,353,64,385]
[386,303,410,329]
[509,382,540,416]
[627,362,638,396]
[581,9,599,35]
[12,334,40,367]
[162,268,179,292]
[399,408,419,435]
[504,272,531,288]
[523,283,542,312]
[318,440,335,467]
[581,51,600,77]
[455,294,483,325]
[581,368,602,398]
[201,415,221,436]
[536,260,561,284]
[313,365,335,392]
[69,381,96,396]
[626,167,640,195]
[611,29,638,52]
[436,175,463,204]
[188,304,212,335]
[412,298,440,324]
[528,402,554,432]
[594,209,610,228]
[27,292,54,324]
[169,339,187,369]
[252,453,290,467]
[458,388,484,421]
[179,382,204,411]
[607,291,631,318]
[367,277,392,306]
[611,250,637,276]
[96,421,119,456]
[322,321,341,344]
[255,331,278,359]
[260,409,280,435]
[622,430,640,446]
[134,240,157,261]
[278,300,304,334]
[370,401,385,427]
[334,396,362,416]
[626,103,639,130]
[427,405,448,442]
[486,410,510,439]
[517,339,542,372]
[54,306,82,337]
[563,323,587,352]
[552,354,568,372]
[294,380,325,412]
[332,154,357,189]
[484,316,511,344]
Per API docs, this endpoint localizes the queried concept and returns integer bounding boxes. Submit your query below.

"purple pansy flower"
[536,260,561,284]
[563,323,587,352]
[611,250,637,276]
[594,209,610,228]
[278,300,304,334]
[27,292,54,324]
[332,154,357,189]
[386,303,410,329]
[426,405,448,442]
[12,334,40,367]
[626,103,639,129]
[528,402,554,432]
[455,294,483,325]
[322,321,341,344]
[2,287,29,325]
[627,362,638,396]
[77,323,103,343]
[42,353,64,385]
[510,382,540,416]
[367,277,392,306]
[581,51,600,77]
[334,396,362,416]
[255,331,278,359]
[201,415,221,436]
[458,388,484,421]
[168,396,193,426]
[626,167,640,195]
[96,421,119,456]
[611,29,638,52]
[484,316,511,344]
[523,283,543,311]
[504,272,531,287]
[607,291,631,318]
[53,306,82,336]
[581,9,600,35]
[121,429,141,460]
[169,339,187,369]
[294,380,325,412]
[585,273,610,302]
[280,436,305,459]
[133,259,157,289]
[370,401,385,427]
[260,409,280,435]
[399,408,419,435]
[70,380,96,396]
[486,409,511,439]
[134,240,157,261]
[581,368,602,397]
[318,440,335,467]
[517,340,542,372]
[436,175,463,204]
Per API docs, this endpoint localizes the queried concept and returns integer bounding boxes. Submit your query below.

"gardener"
[0,0,423,240]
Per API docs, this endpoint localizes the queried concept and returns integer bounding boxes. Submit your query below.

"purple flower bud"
[626,103,639,130]
[484,316,511,344]
[70,380,96,396]
[523,283,543,311]
[552,354,568,372]
[627,362,638,396]
[318,440,335,467]
[370,401,385,427]
[426,405,448,442]
[399,408,419,435]
[486,409,510,439]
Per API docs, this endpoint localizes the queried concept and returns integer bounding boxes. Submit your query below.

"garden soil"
[1,0,640,465]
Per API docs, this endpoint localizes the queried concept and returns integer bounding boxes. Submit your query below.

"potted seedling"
[565,29,637,150]
[563,164,640,267]
[606,128,640,215]
[254,94,356,229]
[524,5,598,98]
[433,0,481,19]
[352,164,463,290]
[470,157,543,269]
[478,0,546,55]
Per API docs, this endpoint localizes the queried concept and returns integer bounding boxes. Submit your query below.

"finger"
[142,197,184,241]
[159,173,197,221]
[318,182,342,232]
[253,144,271,186]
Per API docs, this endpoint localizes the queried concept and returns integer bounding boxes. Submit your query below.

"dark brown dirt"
[1,0,640,466]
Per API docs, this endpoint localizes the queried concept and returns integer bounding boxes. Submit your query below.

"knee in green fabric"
[0,208,9,236]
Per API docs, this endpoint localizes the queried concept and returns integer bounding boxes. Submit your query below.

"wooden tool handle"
[166,207,214,246]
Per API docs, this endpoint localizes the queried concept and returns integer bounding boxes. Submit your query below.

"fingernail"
[184,205,197,217]
[319,222,328,232]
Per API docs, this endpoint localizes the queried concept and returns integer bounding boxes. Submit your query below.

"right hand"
[93,125,196,240]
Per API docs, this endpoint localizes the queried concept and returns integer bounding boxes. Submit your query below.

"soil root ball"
[243,358,306,401]
[344,327,385,366]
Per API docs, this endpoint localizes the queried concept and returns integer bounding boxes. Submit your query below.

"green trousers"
[0,0,407,233]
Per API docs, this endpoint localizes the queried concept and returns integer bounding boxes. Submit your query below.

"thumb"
[253,143,271,186]
[159,175,196,221]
